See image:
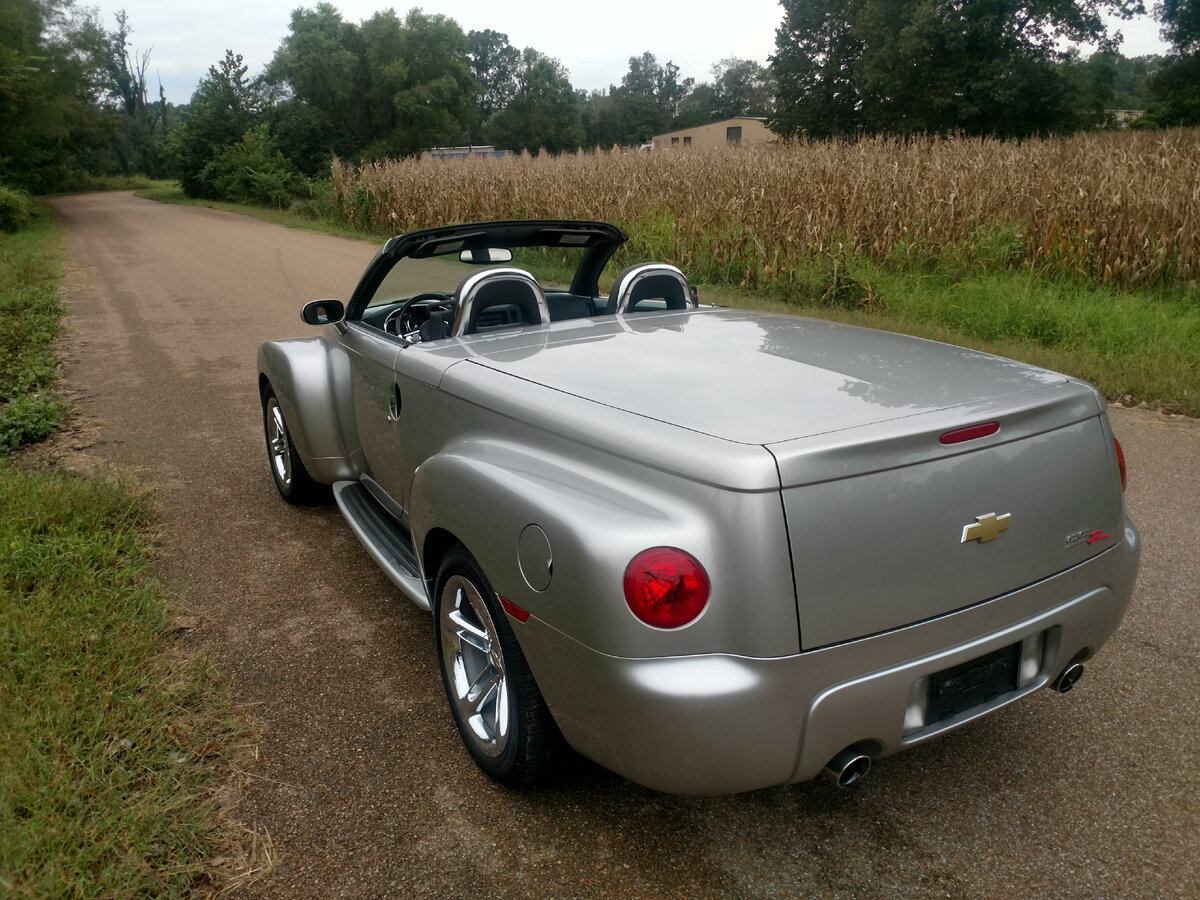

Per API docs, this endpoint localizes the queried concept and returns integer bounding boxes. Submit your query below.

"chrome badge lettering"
[961,512,1012,544]
[1065,528,1112,549]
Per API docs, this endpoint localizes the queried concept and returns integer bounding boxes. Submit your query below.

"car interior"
[353,221,699,342]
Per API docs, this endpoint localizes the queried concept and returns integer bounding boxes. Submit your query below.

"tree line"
[1,0,1197,215]
[770,0,1199,138]
[210,4,775,170]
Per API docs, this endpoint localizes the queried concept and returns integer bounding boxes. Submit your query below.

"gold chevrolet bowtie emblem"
[961,512,1012,544]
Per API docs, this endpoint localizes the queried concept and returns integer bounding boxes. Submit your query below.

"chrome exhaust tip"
[1056,662,1084,693]
[823,748,871,788]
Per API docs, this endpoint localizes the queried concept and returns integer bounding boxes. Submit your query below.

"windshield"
[367,256,477,309]
[366,247,596,310]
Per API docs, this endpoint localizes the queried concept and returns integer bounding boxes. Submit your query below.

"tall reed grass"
[330,129,1199,292]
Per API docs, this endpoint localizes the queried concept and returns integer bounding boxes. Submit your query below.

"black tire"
[434,546,553,787]
[261,383,329,505]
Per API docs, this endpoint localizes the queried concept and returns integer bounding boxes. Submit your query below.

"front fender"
[257,336,358,484]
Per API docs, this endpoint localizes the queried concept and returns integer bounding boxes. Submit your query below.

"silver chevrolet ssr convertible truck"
[258,219,1139,794]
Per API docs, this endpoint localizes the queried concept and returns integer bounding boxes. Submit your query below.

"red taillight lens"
[940,421,1000,445]
[499,595,530,623]
[1114,438,1127,492]
[623,547,710,628]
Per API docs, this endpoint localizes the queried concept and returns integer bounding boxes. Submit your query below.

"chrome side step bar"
[333,481,430,611]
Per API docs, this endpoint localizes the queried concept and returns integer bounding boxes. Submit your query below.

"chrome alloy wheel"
[439,574,510,759]
[265,396,292,488]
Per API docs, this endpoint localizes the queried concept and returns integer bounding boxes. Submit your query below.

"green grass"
[136,181,374,241]
[0,465,251,897]
[0,209,67,452]
[67,174,167,193]
[0,207,257,895]
[867,267,1200,414]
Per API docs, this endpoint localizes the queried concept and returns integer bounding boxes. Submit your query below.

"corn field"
[330,129,1200,291]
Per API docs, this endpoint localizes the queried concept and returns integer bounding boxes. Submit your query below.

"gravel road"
[49,192,1198,898]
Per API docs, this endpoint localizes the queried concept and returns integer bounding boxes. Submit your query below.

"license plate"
[927,642,1020,724]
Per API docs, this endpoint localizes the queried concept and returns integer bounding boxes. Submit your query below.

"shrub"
[199,125,308,209]
[288,177,340,222]
[0,391,66,452]
[0,184,34,233]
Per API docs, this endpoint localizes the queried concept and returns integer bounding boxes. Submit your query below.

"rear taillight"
[1114,438,1127,492]
[939,421,1000,445]
[623,547,709,628]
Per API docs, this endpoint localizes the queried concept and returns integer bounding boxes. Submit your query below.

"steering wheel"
[383,292,456,338]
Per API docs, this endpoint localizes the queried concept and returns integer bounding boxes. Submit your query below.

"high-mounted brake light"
[623,547,710,628]
[940,422,1000,445]
[1114,438,1127,492]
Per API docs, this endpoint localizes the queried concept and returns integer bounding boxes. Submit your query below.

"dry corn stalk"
[331,130,1200,289]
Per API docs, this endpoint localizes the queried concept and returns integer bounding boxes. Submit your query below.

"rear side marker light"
[499,596,530,622]
[940,422,1000,445]
[1114,438,1127,492]
[623,547,710,629]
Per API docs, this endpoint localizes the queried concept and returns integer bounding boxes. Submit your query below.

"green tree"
[199,123,305,207]
[631,53,694,130]
[104,10,147,116]
[603,53,696,144]
[1139,0,1200,125]
[380,9,474,156]
[261,97,337,176]
[1105,53,1160,108]
[672,59,773,129]
[263,3,362,155]
[487,49,582,154]
[1059,49,1118,128]
[1138,53,1200,124]
[96,10,166,177]
[264,5,473,159]
[468,29,520,139]
[357,9,412,152]
[711,57,774,119]
[1158,0,1199,50]
[769,0,864,137]
[580,89,624,147]
[675,82,719,128]
[771,0,1143,138]
[0,0,113,191]
[167,50,259,197]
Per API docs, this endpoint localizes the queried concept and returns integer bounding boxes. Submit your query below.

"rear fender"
[408,438,799,660]
[257,337,359,484]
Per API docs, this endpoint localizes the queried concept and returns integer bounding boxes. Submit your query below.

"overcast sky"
[87,0,1171,107]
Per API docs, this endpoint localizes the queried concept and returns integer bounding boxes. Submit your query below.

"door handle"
[387,383,401,422]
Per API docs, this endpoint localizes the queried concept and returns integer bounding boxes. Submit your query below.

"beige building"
[652,117,776,151]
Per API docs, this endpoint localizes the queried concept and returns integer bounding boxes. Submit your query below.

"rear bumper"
[519,519,1139,795]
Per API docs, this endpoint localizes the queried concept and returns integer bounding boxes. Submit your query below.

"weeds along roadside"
[0,208,265,896]
[0,210,66,452]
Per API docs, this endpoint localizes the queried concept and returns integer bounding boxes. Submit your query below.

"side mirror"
[301,299,345,325]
